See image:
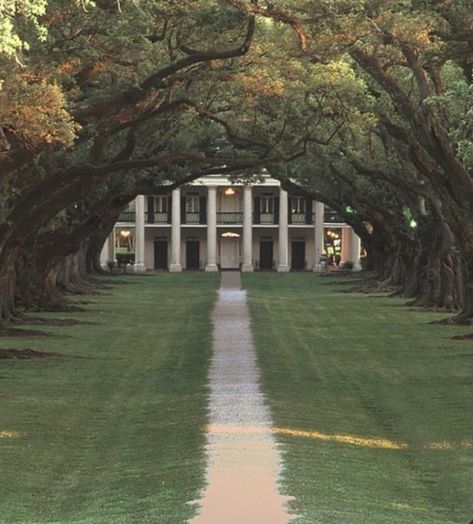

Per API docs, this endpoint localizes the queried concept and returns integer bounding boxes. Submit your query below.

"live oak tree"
[226,0,473,322]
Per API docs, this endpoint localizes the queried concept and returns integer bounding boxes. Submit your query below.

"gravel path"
[191,271,291,524]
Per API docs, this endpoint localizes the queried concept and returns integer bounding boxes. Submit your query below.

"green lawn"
[243,273,473,524]
[0,274,219,524]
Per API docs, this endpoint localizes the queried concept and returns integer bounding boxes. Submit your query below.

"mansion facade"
[100,175,362,272]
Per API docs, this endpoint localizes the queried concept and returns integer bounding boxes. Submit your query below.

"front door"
[291,241,305,270]
[259,240,273,270]
[186,240,200,269]
[220,237,240,269]
[154,240,168,269]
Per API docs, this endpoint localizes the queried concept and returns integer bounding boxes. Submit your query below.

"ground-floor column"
[341,226,352,264]
[100,232,116,270]
[206,186,218,272]
[134,195,146,273]
[242,185,254,272]
[350,228,362,271]
[312,201,325,272]
[169,188,182,272]
[277,188,290,272]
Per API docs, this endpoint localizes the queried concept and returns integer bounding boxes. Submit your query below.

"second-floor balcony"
[217,212,243,225]
[146,211,170,224]
[120,203,346,226]
[118,210,135,222]
[291,213,308,225]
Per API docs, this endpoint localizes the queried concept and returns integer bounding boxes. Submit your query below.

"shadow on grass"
[26,317,99,327]
[0,328,53,338]
[0,348,58,360]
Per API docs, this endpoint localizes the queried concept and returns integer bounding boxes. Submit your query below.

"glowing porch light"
[224,187,236,196]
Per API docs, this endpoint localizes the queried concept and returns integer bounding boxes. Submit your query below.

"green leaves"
[0,0,48,57]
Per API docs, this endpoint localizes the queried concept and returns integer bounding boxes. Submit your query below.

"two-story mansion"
[100,174,362,272]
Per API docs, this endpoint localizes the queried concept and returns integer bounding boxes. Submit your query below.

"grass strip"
[244,273,473,524]
[0,273,218,524]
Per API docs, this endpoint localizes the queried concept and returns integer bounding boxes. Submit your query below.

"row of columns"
[105,186,362,272]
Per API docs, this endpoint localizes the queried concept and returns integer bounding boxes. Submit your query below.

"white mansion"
[100,175,362,272]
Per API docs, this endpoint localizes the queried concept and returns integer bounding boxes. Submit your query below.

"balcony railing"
[146,211,169,224]
[185,212,201,224]
[118,210,135,222]
[291,213,307,224]
[217,212,243,224]
[120,208,345,226]
[260,212,275,224]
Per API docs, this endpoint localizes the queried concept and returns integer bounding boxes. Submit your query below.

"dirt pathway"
[191,272,291,524]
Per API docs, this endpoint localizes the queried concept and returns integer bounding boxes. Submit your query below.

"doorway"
[186,240,200,269]
[154,240,168,269]
[220,237,240,269]
[291,241,305,270]
[259,240,273,270]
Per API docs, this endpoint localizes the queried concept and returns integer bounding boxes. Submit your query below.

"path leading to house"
[192,271,291,524]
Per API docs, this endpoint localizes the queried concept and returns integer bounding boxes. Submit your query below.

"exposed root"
[431,315,473,326]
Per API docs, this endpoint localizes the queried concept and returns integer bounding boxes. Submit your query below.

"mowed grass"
[0,274,219,524]
[243,273,473,524]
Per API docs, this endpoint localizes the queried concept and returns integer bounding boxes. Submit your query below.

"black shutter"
[288,196,292,224]
[274,197,279,224]
[147,196,155,224]
[181,196,186,224]
[167,195,172,223]
[305,198,313,224]
[254,197,261,224]
[199,196,207,224]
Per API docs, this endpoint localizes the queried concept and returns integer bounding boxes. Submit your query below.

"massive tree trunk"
[0,249,19,328]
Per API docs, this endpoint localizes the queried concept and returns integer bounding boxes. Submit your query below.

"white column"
[134,195,146,273]
[169,188,182,272]
[341,226,351,264]
[350,228,362,271]
[205,186,218,272]
[100,232,115,270]
[277,188,290,272]
[100,237,109,270]
[312,201,325,272]
[242,185,254,272]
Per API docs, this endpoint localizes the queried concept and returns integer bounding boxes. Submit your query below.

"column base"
[205,263,219,272]
[241,264,254,272]
[352,263,362,272]
[313,264,324,273]
[133,263,146,273]
[277,264,290,273]
[169,263,182,273]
